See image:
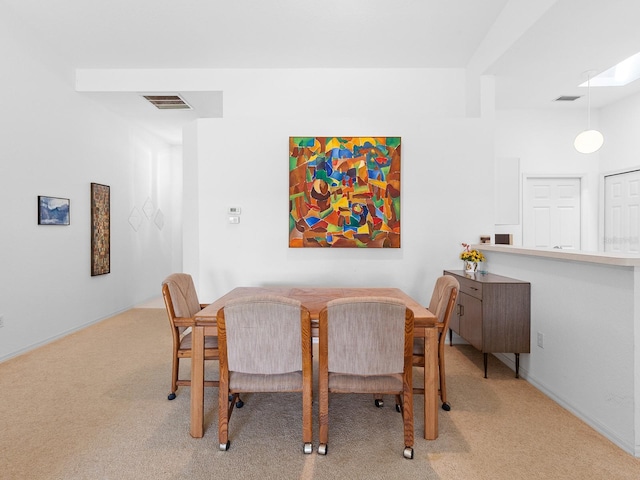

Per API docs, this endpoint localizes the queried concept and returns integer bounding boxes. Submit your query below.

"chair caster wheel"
[395,403,402,413]
[303,443,313,454]
[442,402,451,411]
[317,443,327,455]
[220,441,230,451]
[236,399,244,408]
[167,393,176,400]
[374,399,384,408]
[403,447,414,459]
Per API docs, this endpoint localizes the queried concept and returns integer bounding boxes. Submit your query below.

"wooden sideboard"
[444,270,531,378]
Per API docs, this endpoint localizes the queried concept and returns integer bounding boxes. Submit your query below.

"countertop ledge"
[474,244,640,267]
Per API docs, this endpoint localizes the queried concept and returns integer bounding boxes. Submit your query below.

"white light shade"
[574,129,604,154]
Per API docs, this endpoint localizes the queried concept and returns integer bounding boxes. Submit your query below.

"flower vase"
[464,260,478,274]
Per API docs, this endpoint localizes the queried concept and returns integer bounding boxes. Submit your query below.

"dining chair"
[412,275,459,411]
[318,297,415,459]
[161,273,242,406]
[216,295,313,454]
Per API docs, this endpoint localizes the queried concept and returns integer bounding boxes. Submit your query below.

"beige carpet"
[1,308,639,480]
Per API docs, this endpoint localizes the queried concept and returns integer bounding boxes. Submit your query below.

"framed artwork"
[38,196,70,225]
[289,137,401,248]
[91,183,110,276]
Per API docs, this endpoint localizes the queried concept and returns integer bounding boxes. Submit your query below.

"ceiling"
[3,0,640,144]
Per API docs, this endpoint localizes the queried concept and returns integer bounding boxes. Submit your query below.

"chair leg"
[318,387,329,454]
[318,375,329,455]
[168,354,179,400]
[302,374,313,454]
[439,350,450,411]
[395,394,402,413]
[402,384,414,459]
[318,324,329,455]
[218,376,231,451]
[303,397,313,454]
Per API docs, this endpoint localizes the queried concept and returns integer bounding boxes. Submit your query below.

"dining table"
[188,286,440,440]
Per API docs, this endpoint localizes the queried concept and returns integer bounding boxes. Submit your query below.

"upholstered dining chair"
[318,297,415,459]
[216,295,313,454]
[162,273,234,403]
[412,275,459,411]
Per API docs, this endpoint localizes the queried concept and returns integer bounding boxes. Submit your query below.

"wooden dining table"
[188,286,440,440]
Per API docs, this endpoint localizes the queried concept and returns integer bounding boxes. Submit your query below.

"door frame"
[522,173,587,250]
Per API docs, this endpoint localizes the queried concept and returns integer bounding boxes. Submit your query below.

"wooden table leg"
[423,326,438,440]
[190,325,205,438]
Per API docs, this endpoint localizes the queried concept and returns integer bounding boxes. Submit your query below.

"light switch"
[228,206,242,215]
[228,216,240,224]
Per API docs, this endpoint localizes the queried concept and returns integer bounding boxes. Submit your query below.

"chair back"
[428,276,459,326]
[219,295,307,375]
[323,297,413,376]
[162,273,202,319]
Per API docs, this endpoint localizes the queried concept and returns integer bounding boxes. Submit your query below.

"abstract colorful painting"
[91,183,110,276]
[289,137,401,248]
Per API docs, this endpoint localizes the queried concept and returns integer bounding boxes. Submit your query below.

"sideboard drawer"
[457,277,483,300]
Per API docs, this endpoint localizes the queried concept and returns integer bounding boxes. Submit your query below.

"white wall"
[219,68,468,120]
[495,109,601,250]
[0,10,179,361]
[600,93,640,174]
[495,93,640,251]
[484,251,637,455]
[488,98,640,456]
[183,69,496,305]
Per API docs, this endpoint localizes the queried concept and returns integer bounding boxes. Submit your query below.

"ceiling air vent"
[554,95,582,102]
[143,95,192,110]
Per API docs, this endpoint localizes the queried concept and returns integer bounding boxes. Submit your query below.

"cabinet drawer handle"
[470,287,478,291]
[458,304,464,316]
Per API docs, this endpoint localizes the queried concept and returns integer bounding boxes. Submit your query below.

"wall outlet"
[537,331,544,348]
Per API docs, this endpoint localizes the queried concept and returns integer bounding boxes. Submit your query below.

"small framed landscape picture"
[38,196,70,225]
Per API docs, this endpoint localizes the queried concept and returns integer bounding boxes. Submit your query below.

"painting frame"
[38,195,70,225]
[289,136,401,248]
[90,182,110,276]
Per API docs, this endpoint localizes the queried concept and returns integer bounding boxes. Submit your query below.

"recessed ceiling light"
[580,52,640,87]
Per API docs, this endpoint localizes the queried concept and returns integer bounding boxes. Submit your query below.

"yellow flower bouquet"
[460,243,485,273]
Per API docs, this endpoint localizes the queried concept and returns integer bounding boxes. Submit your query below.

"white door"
[604,170,640,253]
[523,177,581,250]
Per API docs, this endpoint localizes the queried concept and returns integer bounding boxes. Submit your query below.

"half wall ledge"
[473,244,640,267]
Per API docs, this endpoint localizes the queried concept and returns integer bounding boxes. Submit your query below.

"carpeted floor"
[1,308,639,479]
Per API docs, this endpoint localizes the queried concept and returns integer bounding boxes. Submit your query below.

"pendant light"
[574,71,604,154]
